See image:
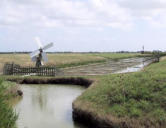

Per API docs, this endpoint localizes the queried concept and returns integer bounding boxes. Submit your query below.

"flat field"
[0,53,143,72]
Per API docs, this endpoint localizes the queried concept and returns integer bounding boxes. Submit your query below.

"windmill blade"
[42,52,48,62]
[41,61,44,66]
[31,56,37,62]
[35,37,43,48]
[30,49,40,58]
[43,42,53,51]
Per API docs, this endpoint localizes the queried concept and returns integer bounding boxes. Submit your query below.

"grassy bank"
[0,53,145,72]
[0,79,19,128]
[73,59,166,127]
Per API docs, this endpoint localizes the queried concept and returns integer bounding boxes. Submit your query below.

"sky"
[0,0,166,52]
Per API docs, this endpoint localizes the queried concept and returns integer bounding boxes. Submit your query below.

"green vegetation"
[0,79,18,128]
[74,58,166,127]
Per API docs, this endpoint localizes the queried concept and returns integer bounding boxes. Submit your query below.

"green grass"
[0,78,18,128]
[75,59,166,127]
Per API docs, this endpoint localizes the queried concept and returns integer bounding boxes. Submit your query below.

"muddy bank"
[72,105,120,128]
[72,101,162,128]
[5,84,23,97]
[8,77,93,88]
[72,104,112,128]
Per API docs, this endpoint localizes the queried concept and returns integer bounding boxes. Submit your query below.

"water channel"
[13,85,86,128]
[13,57,154,128]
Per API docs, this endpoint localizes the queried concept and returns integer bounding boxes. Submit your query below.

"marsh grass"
[0,79,18,128]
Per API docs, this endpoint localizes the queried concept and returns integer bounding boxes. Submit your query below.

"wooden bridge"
[3,63,61,76]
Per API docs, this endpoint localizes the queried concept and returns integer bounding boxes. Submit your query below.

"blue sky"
[1,0,166,52]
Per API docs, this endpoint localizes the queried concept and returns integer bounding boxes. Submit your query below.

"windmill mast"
[36,49,43,67]
[142,45,144,54]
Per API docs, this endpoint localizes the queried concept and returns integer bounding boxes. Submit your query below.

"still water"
[13,57,154,128]
[13,85,86,128]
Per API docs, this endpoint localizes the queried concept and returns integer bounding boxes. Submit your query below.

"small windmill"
[30,37,54,67]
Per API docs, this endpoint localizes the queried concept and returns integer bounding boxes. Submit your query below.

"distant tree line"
[0,51,166,54]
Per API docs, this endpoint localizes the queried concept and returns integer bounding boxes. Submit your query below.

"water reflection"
[13,85,86,128]
[31,86,48,111]
[115,58,153,74]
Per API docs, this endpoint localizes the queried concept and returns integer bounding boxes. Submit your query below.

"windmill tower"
[29,37,54,67]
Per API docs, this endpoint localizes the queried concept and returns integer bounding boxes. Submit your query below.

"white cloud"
[0,0,133,29]
[1,0,166,29]
[118,0,166,27]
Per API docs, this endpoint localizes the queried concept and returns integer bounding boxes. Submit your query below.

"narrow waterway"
[13,85,86,128]
[12,57,154,128]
